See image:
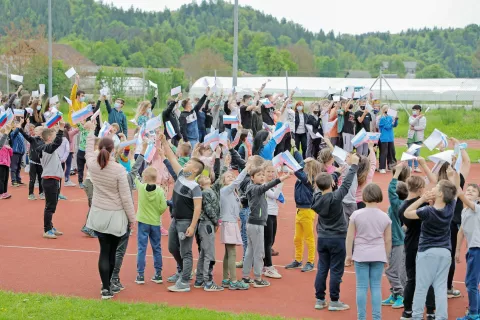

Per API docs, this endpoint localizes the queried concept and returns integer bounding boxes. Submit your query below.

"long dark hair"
[97,137,114,170]
[252,130,270,156]
[64,123,72,143]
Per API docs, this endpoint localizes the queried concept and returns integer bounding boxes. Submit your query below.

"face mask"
[248,100,253,106]
[412,110,418,116]
[36,106,42,111]
[297,106,303,111]
[287,104,293,109]
[80,97,86,102]
[313,111,319,115]
[147,109,152,116]
[183,170,193,178]
[373,109,379,114]
[360,106,365,110]
[114,103,121,109]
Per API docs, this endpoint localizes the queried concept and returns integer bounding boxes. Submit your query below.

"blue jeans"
[225,128,232,141]
[355,261,385,320]
[315,237,346,301]
[407,142,422,168]
[466,247,480,315]
[137,222,162,275]
[239,207,250,259]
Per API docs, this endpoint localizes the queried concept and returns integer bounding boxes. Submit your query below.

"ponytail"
[97,137,114,170]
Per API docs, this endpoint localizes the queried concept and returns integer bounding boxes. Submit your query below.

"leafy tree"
[416,64,455,78]
[256,47,297,76]
[181,48,232,79]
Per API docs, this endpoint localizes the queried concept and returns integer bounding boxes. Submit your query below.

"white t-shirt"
[461,203,480,249]
[296,113,306,134]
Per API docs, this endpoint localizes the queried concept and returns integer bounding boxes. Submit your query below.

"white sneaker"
[264,266,282,279]
[414,167,422,173]
[64,180,77,187]
[379,169,387,174]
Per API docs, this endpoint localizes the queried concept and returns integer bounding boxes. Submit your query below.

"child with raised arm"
[242,166,291,288]
[345,183,392,320]
[455,183,480,320]
[134,167,167,285]
[404,168,458,320]
[311,153,359,312]
[18,122,45,200]
[0,124,13,199]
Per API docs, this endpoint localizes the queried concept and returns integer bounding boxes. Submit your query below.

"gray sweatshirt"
[341,164,358,205]
[37,130,64,179]
[220,168,248,223]
[247,178,282,226]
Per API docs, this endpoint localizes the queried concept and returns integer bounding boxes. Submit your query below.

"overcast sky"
[100,0,480,35]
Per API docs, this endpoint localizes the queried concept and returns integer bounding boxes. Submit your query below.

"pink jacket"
[0,146,13,167]
[355,150,377,202]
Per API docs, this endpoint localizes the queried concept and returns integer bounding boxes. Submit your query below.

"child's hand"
[84,121,94,131]
[351,154,360,165]
[58,121,65,130]
[157,144,165,158]
[455,250,461,264]
[368,141,375,149]
[215,146,222,158]
[224,153,232,167]
[344,256,353,267]
[421,190,436,202]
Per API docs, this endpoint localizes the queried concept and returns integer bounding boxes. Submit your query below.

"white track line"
[0,244,465,284]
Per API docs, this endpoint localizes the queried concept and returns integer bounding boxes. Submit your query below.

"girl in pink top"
[64,123,79,186]
[355,142,377,208]
[345,183,392,320]
[0,129,13,199]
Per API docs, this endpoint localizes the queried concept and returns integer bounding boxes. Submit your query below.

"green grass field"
[58,101,480,140]
[0,291,286,320]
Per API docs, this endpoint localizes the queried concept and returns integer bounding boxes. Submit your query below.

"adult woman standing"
[294,101,308,159]
[83,121,135,300]
[378,105,398,174]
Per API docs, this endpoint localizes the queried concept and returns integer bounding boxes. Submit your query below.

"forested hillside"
[1,0,480,78]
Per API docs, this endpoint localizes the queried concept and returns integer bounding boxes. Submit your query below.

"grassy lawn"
[0,291,286,320]
[58,101,480,140]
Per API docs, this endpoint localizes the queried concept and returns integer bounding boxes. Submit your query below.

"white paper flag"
[11,74,23,83]
[32,90,40,98]
[387,108,398,118]
[406,144,422,155]
[64,96,72,106]
[428,150,454,164]
[148,80,158,89]
[333,95,340,102]
[49,95,59,105]
[39,84,45,95]
[65,67,77,79]
[171,86,181,96]
[401,153,417,162]
[332,146,348,164]
[423,129,448,151]
[100,87,109,96]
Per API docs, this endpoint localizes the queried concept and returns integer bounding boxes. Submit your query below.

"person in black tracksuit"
[306,111,324,159]
[19,126,44,198]
[162,97,182,147]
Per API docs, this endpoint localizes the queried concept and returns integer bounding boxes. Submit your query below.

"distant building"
[404,61,417,79]
[346,70,371,78]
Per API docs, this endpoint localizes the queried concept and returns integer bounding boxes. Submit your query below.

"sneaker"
[221,279,231,288]
[301,262,315,272]
[79,183,85,189]
[43,230,57,239]
[167,273,180,283]
[285,260,303,269]
[204,281,224,292]
[135,274,145,284]
[414,167,423,173]
[28,194,36,200]
[101,289,114,300]
[167,281,190,292]
[328,301,350,311]
[242,277,254,284]
[253,279,270,288]
[58,194,67,200]
[229,280,249,290]
[400,311,413,319]
[52,227,63,236]
[151,273,163,284]
[12,182,19,187]
[392,295,404,309]
[111,279,125,291]
[161,226,169,236]
[194,280,205,288]
[379,169,387,174]
[88,229,97,238]
[271,248,279,256]
[64,180,76,187]
[70,169,77,176]
[17,181,25,186]
[39,193,45,200]
[110,284,121,294]
[426,315,436,320]
[264,266,282,279]
[448,288,461,299]
[1,193,11,199]
[315,299,328,310]
[382,293,395,306]
[235,261,243,268]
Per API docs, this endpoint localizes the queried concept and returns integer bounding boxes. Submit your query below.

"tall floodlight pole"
[48,0,53,98]
[232,0,239,87]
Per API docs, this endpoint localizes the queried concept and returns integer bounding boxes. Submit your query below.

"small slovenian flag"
[118,139,137,149]
[351,128,369,147]
[367,132,381,144]
[272,153,284,167]
[145,116,162,132]
[223,115,239,125]
[204,130,219,145]
[272,123,290,144]
[71,105,93,124]
[261,98,273,108]
[45,112,62,128]
[277,192,285,204]
[165,121,176,138]
[281,151,302,172]
[5,109,14,125]
[99,121,112,138]
[13,109,24,117]
[263,122,273,133]
[230,130,241,148]
[0,112,7,128]
[219,131,228,146]
[144,142,156,163]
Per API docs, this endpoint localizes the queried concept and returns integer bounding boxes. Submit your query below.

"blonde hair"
[304,160,323,186]
[111,123,120,132]
[142,167,158,183]
[135,101,152,121]
[318,148,333,165]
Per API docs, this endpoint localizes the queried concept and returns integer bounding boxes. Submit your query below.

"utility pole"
[379,66,383,102]
[285,70,289,96]
[6,64,9,94]
[232,0,239,87]
[48,0,53,98]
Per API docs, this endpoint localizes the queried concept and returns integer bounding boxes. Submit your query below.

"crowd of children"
[1,78,479,320]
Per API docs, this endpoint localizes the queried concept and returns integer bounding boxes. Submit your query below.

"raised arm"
[160,134,182,175]
[221,168,248,195]
[417,157,437,185]
[70,76,79,102]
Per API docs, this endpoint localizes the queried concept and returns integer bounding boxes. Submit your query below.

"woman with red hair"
[294,101,308,159]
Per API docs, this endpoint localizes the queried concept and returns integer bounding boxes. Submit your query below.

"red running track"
[1,166,478,319]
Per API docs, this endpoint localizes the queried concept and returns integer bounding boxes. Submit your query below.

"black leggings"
[295,133,308,159]
[448,223,458,290]
[97,232,121,290]
[379,142,395,170]
[29,163,43,195]
[0,165,9,194]
[264,215,277,267]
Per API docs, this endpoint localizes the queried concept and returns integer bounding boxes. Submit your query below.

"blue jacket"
[258,122,283,160]
[292,150,315,208]
[106,100,128,138]
[388,179,405,246]
[379,115,398,143]
[179,94,207,142]
[9,129,25,154]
